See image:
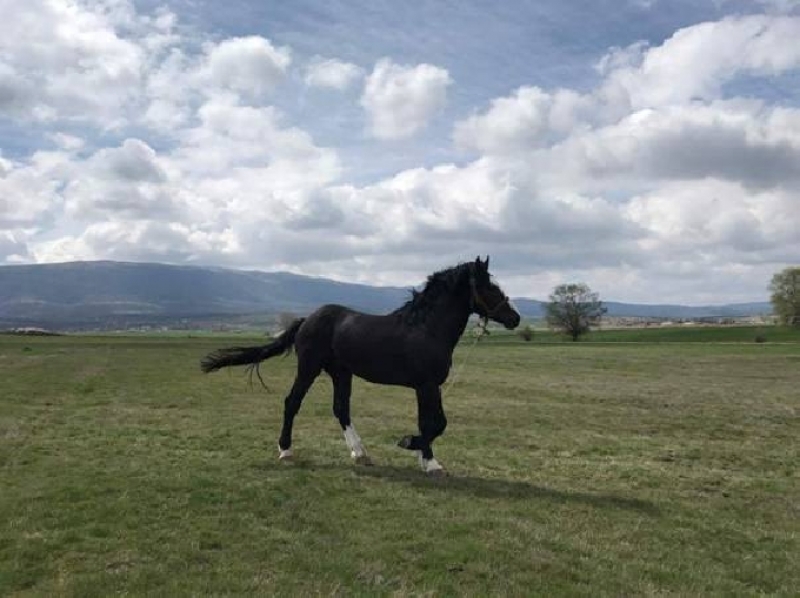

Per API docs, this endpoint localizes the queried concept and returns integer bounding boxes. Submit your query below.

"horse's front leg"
[397,383,447,475]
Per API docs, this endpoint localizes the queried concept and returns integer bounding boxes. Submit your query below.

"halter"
[469,268,510,322]
[445,266,507,399]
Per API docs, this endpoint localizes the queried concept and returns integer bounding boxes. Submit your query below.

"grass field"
[1,332,798,596]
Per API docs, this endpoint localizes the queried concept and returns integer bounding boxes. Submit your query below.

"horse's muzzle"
[503,312,521,330]
[496,308,521,330]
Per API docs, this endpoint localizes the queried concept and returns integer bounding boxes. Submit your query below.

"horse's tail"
[200,318,305,374]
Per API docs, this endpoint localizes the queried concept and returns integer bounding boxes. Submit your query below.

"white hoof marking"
[278,447,293,460]
[343,425,369,461]
[417,452,444,473]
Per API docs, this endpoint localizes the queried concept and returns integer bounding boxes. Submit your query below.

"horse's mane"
[391,262,472,325]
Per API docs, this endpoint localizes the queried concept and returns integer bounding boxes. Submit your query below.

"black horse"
[201,257,520,474]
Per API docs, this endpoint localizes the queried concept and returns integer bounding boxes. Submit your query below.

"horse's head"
[469,256,521,330]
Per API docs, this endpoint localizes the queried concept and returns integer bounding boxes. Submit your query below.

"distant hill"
[0,261,772,330]
[0,261,409,329]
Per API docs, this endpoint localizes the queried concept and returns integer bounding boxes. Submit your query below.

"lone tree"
[546,283,606,341]
[769,266,800,327]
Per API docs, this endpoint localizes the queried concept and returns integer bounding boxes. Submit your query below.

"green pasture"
[1,332,798,596]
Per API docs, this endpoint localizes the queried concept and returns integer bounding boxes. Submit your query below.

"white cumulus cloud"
[454,87,591,154]
[361,59,452,140]
[0,0,169,127]
[198,36,291,97]
[304,58,364,90]
[603,15,800,109]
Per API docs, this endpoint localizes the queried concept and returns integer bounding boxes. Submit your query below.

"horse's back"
[294,304,448,387]
[296,304,351,344]
[295,303,375,355]
[330,308,443,386]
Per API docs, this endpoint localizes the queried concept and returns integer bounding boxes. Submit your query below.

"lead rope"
[441,318,488,399]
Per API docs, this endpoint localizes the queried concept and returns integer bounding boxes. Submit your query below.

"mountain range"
[0,261,772,330]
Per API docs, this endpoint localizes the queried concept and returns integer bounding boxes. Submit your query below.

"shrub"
[519,325,534,342]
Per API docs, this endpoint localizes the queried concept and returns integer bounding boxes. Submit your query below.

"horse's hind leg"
[328,367,372,465]
[277,360,321,460]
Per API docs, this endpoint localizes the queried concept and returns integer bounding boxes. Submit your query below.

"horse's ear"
[485,255,490,269]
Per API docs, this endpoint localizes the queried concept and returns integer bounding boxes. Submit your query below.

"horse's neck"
[425,293,472,348]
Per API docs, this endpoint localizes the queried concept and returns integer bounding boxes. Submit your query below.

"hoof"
[353,454,374,466]
[426,468,447,478]
[278,448,294,461]
[418,453,445,475]
[397,435,414,449]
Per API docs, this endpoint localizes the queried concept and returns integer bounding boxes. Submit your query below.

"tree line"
[540,266,800,341]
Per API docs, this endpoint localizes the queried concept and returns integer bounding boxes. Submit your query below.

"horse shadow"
[351,464,660,515]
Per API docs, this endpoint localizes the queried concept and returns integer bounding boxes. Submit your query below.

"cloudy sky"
[1,0,799,304]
